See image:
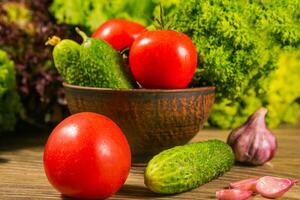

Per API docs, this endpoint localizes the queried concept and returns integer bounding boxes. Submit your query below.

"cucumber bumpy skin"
[76,28,137,89]
[47,29,137,89]
[144,140,234,194]
[51,39,83,85]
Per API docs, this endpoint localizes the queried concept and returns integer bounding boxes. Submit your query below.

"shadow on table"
[116,184,169,198]
[59,185,166,199]
[0,125,50,152]
[60,195,72,200]
[0,157,9,163]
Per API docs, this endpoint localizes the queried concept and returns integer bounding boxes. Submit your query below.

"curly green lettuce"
[209,51,300,129]
[162,0,300,128]
[0,50,21,133]
[167,0,300,100]
[1,2,32,30]
[50,0,155,32]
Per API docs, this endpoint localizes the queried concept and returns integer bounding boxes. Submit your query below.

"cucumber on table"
[144,140,234,194]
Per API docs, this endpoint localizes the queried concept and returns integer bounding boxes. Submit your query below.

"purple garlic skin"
[227,107,277,165]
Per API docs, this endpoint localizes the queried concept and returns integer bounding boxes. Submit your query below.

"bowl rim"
[63,82,216,93]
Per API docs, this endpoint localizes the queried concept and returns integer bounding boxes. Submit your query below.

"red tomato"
[92,19,145,51]
[129,30,197,89]
[43,112,131,199]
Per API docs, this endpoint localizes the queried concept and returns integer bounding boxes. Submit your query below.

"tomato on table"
[43,112,131,199]
[129,30,197,89]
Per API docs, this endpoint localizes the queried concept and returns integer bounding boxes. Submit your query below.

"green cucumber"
[76,28,136,89]
[47,29,136,89]
[144,140,234,194]
[49,38,82,85]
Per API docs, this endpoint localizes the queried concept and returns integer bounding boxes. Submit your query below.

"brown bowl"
[63,83,215,164]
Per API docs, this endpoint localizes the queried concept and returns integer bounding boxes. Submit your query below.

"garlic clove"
[227,107,277,165]
[229,177,260,192]
[216,189,253,200]
[256,176,298,198]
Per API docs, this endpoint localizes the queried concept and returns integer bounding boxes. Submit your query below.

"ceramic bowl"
[63,83,215,164]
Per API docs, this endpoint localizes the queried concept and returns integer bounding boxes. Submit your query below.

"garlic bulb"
[227,107,277,165]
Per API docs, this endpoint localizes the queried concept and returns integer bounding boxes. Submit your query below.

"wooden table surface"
[0,129,299,199]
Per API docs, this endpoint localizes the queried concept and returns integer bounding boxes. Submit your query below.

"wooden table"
[0,129,299,199]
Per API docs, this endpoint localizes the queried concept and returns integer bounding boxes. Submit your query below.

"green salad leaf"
[167,0,300,100]
[0,50,21,133]
[209,51,300,128]
[162,0,300,128]
[50,0,155,32]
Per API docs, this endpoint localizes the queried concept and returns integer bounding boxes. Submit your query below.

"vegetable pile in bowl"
[47,18,198,90]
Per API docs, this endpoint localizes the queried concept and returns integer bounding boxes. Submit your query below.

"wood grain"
[0,129,299,199]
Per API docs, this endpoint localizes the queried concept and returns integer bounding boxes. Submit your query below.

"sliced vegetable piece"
[256,176,298,198]
[216,189,253,200]
[230,177,260,192]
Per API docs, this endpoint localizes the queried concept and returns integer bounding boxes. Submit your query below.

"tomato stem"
[159,4,165,29]
[154,4,169,30]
